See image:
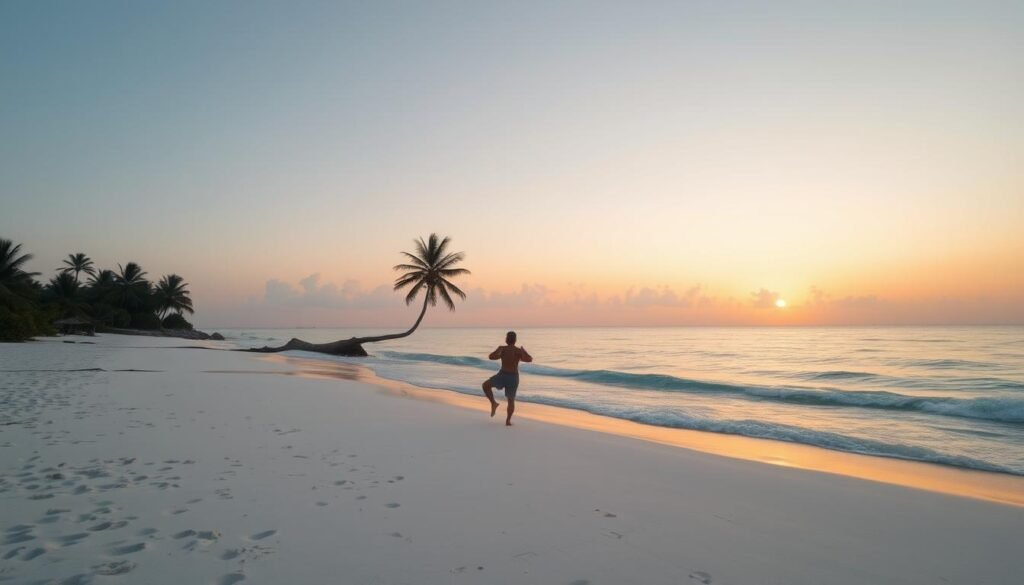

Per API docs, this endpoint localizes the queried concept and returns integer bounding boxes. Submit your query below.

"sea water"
[223,326,1024,475]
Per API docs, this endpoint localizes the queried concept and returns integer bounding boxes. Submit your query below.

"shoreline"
[257,351,1024,507]
[2,333,1022,584]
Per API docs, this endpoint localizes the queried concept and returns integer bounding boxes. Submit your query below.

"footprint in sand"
[110,542,147,555]
[22,546,46,561]
[689,571,713,584]
[385,503,400,509]
[219,572,246,585]
[250,530,276,541]
[57,532,90,547]
[4,530,36,545]
[196,530,220,541]
[93,560,136,575]
[220,548,241,560]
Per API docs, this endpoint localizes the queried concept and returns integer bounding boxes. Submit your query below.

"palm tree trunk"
[244,288,432,356]
[350,292,430,343]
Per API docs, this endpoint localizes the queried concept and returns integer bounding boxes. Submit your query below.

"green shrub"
[98,307,131,328]
[0,305,36,341]
[161,313,193,330]
[130,312,162,330]
[0,289,53,341]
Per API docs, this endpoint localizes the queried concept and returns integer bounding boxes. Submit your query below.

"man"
[482,331,532,426]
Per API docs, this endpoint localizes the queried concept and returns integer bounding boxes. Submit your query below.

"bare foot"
[505,421,513,426]
[490,401,500,417]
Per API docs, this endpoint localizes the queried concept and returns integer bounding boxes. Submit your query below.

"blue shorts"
[488,371,520,398]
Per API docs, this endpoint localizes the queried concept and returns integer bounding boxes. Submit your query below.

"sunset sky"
[2,1,1021,327]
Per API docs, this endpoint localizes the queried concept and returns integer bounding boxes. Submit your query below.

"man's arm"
[520,346,533,362]
[489,346,504,360]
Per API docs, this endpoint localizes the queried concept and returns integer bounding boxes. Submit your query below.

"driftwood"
[244,337,369,356]
[243,296,430,357]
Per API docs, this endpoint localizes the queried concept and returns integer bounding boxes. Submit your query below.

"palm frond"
[393,273,423,291]
[437,285,456,311]
[403,280,425,305]
[398,252,430,269]
[392,263,427,273]
[440,280,467,299]
[435,252,466,270]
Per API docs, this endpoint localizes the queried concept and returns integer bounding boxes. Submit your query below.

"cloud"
[750,288,780,308]
[465,283,553,308]
[264,274,394,309]
[806,285,829,306]
[805,286,879,309]
[624,285,702,308]
[831,294,880,309]
[262,275,719,315]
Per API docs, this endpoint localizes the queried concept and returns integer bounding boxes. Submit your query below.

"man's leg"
[505,397,515,426]
[482,380,499,417]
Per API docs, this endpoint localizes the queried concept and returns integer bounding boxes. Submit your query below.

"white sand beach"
[2,334,1022,585]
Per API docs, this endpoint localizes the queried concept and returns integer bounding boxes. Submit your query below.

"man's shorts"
[488,371,520,398]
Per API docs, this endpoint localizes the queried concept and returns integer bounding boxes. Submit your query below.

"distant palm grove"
[0,237,194,341]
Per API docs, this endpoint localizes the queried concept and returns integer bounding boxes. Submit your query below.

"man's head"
[505,331,517,345]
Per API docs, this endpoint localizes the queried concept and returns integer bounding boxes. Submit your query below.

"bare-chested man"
[482,331,533,426]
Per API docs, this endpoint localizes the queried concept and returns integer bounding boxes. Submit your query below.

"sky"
[1,1,1022,328]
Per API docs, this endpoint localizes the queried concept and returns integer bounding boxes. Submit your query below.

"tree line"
[1,238,194,341]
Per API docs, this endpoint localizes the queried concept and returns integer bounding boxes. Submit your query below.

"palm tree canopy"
[117,262,148,285]
[85,269,118,305]
[115,262,151,310]
[0,238,39,290]
[1,238,37,282]
[392,233,470,311]
[88,269,116,289]
[47,272,80,299]
[60,253,96,280]
[154,274,194,317]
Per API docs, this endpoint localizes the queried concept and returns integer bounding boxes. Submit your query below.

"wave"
[897,358,1001,370]
[518,398,1017,475]
[378,351,1024,424]
[795,371,1024,392]
[795,370,900,382]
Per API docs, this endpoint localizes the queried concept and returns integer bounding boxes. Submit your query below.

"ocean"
[222,326,1024,476]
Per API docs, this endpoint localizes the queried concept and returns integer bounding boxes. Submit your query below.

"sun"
[775,298,787,308]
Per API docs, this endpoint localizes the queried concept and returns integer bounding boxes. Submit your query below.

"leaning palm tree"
[249,233,470,356]
[59,253,96,283]
[154,274,194,320]
[377,233,469,340]
[0,238,40,296]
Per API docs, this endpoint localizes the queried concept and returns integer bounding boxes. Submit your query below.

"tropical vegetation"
[0,237,197,341]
